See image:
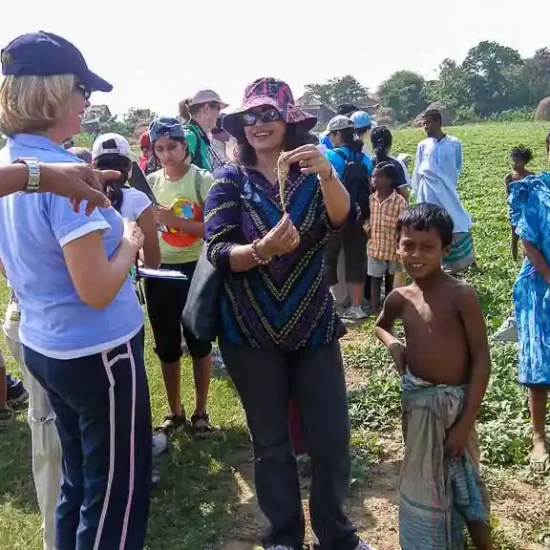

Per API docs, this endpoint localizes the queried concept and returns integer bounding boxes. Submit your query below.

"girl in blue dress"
[510,131,550,471]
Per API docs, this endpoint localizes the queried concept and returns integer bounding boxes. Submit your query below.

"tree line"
[301,41,550,124]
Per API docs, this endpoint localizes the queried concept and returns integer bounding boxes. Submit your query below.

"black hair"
[396,203,454,248]
[93,154,132,212]
[235,124,310,167]
[337,103,359,116]
[355,126,369,139]
[151,136,189,166]
[423,109,442,125]
[332,127,363,154]
[370,126,393,162]
[374,161,397,184]
[546,131,550,153]
[510,145,533,164]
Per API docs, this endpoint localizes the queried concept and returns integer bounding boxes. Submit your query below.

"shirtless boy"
[375,203,493,550]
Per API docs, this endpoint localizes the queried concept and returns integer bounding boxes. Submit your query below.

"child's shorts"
[367,257,401,278]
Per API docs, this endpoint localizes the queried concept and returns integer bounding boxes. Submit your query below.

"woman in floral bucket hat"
[205,77,374,550]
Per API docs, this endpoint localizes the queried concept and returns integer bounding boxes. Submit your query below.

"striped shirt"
[368,191,408,263]
[205,163,359,350]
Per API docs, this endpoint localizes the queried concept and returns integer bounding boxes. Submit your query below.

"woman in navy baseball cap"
[0,32,151,550]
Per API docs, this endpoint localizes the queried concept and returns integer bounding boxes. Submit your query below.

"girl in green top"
[144,116,215,437]
[178,89,228,171]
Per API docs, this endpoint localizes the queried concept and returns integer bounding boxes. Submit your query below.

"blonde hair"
[178,98,202,122]
[0,74,75,135]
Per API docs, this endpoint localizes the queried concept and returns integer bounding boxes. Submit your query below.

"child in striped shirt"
[366,162,408,313]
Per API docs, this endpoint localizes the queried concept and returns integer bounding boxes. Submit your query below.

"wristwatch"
[14,158,41,192]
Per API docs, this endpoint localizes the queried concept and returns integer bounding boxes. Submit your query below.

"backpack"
[183,121,226,171]
[334,149,371,221]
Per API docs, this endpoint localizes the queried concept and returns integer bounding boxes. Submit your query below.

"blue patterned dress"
[204,163,358,351]
[509,172,550,385]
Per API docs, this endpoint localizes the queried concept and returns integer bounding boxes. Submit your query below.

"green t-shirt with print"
[147,165,213,265]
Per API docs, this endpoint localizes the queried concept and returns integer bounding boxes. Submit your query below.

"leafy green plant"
[345,345,402,432]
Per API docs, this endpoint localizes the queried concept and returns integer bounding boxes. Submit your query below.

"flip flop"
[529,451,550,473]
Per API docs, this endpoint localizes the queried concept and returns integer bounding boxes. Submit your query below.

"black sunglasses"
[243,107,281,127]
[75,83,91,101]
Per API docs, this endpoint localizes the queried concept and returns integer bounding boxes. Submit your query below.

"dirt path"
[219,433,550,550]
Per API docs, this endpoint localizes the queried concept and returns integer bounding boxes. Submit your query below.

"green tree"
[122,108,157,136]
[462,41,524,116]
[522,48,550,105]
[99,116,128,136]
[377,71,427,122]
[302,75,368,109]
[427,58,471,109]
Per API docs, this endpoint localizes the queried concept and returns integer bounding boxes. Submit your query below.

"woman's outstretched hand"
[39,163,116,215]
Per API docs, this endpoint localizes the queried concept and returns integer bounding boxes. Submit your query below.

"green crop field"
[1,122,549,550]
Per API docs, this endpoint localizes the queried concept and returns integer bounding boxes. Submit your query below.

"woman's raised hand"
[282,144,334,180]
[39,163,117,215]
[123,219,145,252]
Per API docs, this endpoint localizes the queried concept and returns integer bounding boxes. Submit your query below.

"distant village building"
[296,95,380,128]
[81,104,112,133]
[355,96,380,115]
[295,98,336,127]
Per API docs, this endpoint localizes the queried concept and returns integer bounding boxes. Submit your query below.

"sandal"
[155,410,188,435]
[191,412,215,439]
[530,451,550,474]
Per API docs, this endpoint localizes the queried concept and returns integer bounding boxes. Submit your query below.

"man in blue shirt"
[412,109,475,273]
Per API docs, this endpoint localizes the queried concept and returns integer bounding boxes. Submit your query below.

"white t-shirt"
[120,187,151,221]
[119,188,151,289]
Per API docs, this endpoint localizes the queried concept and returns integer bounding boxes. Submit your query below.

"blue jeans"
[23,333,152,550]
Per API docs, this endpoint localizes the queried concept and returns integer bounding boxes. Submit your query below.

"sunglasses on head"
[243,107,281,127]
[75,83,91,101]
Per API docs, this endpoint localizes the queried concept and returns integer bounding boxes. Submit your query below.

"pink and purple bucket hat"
[223,77,317,139]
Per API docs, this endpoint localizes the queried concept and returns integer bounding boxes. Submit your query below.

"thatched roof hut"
[535,97,550,121]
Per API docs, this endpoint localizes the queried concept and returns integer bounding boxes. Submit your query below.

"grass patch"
[1,122,549,549]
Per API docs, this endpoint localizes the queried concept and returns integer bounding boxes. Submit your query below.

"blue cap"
[1,31,112,93]
[149,116,186,142]
[350,111,372,130]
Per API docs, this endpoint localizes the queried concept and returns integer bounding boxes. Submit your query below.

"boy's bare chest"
[402,297,460,336]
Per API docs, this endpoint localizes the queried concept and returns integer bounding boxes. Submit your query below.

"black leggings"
[144,262,212,363]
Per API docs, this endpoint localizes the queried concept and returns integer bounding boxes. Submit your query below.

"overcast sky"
[1,0,548,116]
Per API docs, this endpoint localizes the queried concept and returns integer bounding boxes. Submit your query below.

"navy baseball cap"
[149,117,186,142]
[1,31,112,93]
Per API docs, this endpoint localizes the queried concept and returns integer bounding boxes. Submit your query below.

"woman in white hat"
[179,89,228,172]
